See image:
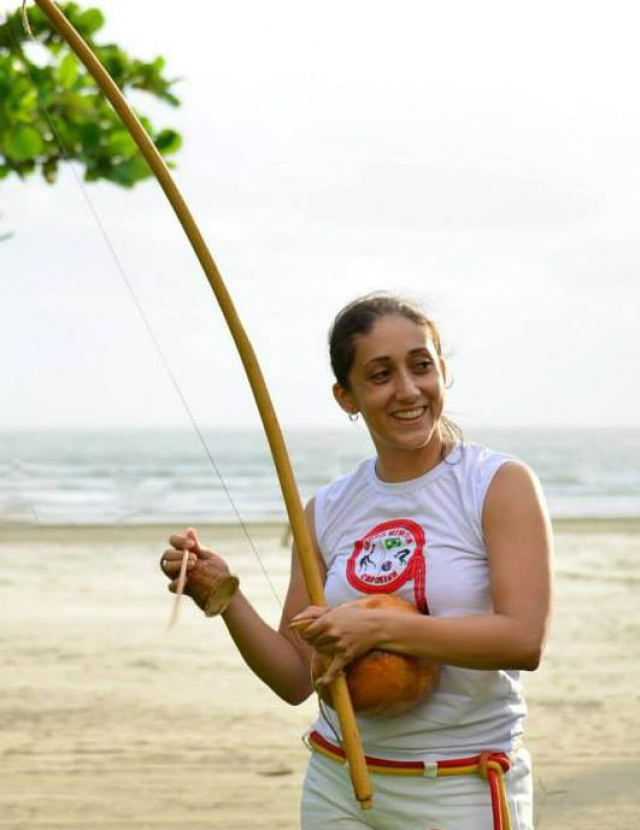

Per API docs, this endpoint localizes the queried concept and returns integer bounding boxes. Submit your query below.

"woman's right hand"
[160,527,238,615]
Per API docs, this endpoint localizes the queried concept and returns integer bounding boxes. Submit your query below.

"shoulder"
[485,460,544,506]
[482,459,550,536]
[449,442,517,499]
[311,458,373,556]
[445,443,543,542]
[315,458,372,505]
[454,441,515,471]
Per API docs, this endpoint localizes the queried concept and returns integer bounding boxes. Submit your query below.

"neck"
[374,431,447,483]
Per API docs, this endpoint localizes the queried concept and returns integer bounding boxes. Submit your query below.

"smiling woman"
[161,292,553,830]
[328,294,462,481]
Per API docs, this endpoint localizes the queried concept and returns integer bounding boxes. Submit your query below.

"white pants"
[301,748,534,830]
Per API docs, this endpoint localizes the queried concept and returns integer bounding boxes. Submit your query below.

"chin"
[372,419,441,456]
[404,436,436,452]
[398,423,438,446]
[386,432,437,455]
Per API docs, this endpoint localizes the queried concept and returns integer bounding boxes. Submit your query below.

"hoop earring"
[348,411,359,422]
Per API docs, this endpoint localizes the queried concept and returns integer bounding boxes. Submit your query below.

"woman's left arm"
[296,462,553,681]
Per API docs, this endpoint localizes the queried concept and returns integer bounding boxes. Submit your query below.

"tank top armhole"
[473,452,516,546]
[312,486,329,566]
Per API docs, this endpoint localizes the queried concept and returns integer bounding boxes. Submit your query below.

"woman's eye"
[414,360,432,372]
[370,370,390,382]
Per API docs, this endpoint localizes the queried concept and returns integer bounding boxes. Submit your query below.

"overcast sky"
[1,0,639,430]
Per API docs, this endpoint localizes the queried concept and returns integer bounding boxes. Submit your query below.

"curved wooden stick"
[31,0,372,809]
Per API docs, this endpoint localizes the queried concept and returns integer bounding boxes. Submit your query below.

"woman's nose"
[394,370,420,400]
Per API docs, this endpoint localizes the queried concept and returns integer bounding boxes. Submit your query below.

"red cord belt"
[308,730,513,830]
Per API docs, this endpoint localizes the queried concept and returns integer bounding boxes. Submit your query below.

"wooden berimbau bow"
[28,0,373,810]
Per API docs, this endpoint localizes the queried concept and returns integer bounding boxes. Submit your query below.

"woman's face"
[334,314,447,459]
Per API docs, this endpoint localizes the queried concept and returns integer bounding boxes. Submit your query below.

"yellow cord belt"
[308,730,513,830]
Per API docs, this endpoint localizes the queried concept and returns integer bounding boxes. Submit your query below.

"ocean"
[1,427,639,525]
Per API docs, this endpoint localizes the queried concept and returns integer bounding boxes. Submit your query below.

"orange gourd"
[311,594,440,717]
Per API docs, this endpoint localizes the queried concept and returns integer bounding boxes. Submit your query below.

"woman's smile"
[391,405,429,422]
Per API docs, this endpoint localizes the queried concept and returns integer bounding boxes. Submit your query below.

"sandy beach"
[2,519,639,829]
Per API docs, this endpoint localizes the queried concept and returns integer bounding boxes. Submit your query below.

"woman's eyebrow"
[363,355,392,368]
[363,345,435,370]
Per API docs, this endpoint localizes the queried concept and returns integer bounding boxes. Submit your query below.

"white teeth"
[394,407,425,420]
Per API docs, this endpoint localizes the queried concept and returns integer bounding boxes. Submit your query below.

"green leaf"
[58,52,79,88]
[109,155,151,187]
[77,120,101,149]
[0,4,182,188]
[161,89,181,107]
[138,115,153,133]
[76,8,105,36]
[4,124,43,160]
[14,85,38,112]
[8,76,33,102]
[154,129,182,155]
[107,129,137,157]
[42,157,59,183]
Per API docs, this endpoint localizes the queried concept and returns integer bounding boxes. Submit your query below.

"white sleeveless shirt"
[311,442,527,761]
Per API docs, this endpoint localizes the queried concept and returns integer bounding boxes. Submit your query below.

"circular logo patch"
[346,519,428,613]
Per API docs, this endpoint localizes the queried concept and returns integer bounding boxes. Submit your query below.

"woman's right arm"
[161,502,325,706]
[222,538,318,705]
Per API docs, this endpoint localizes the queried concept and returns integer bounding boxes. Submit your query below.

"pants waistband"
[307,730,513,830]
[307,730,510,776]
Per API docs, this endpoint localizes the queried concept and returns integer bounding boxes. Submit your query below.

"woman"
[160,294,553,830]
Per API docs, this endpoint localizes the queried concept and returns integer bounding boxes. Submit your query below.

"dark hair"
[328,293,462,446]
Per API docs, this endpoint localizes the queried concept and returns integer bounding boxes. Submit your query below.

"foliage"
[0,2,182,188]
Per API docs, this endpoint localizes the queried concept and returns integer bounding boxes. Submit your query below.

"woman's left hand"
[291,603,381,685]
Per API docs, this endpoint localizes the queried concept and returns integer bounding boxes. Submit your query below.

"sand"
[2,520,639,829]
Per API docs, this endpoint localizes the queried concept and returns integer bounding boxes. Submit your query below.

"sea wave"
[1,427,639,525]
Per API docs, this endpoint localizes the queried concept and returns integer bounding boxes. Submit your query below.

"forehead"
[352,315,436,365]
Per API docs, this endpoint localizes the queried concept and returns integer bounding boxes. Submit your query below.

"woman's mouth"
[391,406,428,422]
